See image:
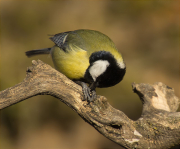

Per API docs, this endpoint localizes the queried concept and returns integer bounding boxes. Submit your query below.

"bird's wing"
[49,31,87,53]
[49,30,116,55]
[49,32,70,51]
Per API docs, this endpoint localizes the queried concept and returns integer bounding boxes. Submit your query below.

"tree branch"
[0,60,180,149]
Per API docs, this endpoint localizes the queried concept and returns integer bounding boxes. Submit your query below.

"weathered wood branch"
[0,60,180,149]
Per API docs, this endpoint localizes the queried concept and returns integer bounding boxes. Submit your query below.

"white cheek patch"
[89,60,110,81]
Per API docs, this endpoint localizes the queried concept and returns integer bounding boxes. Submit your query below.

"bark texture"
[0,60,180,149]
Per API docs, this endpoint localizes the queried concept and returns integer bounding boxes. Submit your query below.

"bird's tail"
[25,48,51,57]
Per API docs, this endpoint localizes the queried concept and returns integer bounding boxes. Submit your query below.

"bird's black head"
[84,51,126,89]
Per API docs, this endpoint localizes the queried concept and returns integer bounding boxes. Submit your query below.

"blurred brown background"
[1,1,179,149]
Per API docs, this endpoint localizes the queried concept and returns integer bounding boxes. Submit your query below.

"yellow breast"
[51,46,89,80]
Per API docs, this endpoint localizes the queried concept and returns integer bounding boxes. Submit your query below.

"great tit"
[26,29,126,102]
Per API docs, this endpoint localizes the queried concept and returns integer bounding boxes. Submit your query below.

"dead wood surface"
[0,60,180,149]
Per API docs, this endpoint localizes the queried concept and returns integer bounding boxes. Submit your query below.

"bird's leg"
[80,82,92,101]
[74,81,96,102]
[89,82,97,101]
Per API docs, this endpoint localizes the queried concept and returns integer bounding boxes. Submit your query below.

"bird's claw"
[80,82,96,102]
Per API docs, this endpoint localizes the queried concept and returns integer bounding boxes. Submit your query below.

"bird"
[25,29,126,102]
